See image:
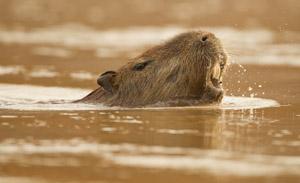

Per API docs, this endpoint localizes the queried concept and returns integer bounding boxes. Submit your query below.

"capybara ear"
[97,71,118,93]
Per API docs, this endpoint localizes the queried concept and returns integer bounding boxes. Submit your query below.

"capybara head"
[82,30,228,107]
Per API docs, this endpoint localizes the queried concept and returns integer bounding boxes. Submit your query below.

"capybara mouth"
[209,53,227,89]
[210,63,222,88]
[206,62,225,103]
[76,30,229,107]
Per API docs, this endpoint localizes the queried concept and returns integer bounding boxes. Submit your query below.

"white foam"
[0,84,89,101]
[219,96,280,110]
[0,83,279,111]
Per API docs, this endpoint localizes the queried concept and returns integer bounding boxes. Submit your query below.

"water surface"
[0,25,300,183]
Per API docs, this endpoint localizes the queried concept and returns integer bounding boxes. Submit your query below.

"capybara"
[75,30,228,107]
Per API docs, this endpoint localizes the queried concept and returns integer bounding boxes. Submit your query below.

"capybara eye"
[100,70,117,77]
[133,63,146,71]
[132,59,154,71]
[201,35,208,42]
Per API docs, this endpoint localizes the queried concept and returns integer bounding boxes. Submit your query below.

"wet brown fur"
[75,30,228,107]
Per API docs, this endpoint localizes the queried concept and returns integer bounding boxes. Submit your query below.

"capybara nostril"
[201,35,208,42]
[97,78,101,86]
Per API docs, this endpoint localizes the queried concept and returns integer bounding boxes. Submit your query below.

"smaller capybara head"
[85,30,228,107]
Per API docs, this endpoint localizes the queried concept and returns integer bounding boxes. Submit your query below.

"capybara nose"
[201,35,208,42]
[97,77,101,86]
[201,32,216,43]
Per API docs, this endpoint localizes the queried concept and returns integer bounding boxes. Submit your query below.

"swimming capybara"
[75,30,228,107]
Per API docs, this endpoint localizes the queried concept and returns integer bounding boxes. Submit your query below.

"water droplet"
[258,85,262,88]
[237,64,247,72]
[237,80,240,83]
[248,87,253,91]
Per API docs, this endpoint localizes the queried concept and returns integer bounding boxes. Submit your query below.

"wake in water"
[0,84,279,111]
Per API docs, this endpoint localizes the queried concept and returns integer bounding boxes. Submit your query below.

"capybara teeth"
[212,64,221,79]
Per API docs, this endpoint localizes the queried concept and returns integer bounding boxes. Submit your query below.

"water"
[0,101,299,182]
[0,20,300,183]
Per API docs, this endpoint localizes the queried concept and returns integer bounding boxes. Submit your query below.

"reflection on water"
[0,105,299,182]
[1,25,300,66]
[31,46,72,58]
[0,65,25,75]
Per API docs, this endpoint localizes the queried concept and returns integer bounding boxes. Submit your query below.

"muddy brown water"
[0,25,300,183]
